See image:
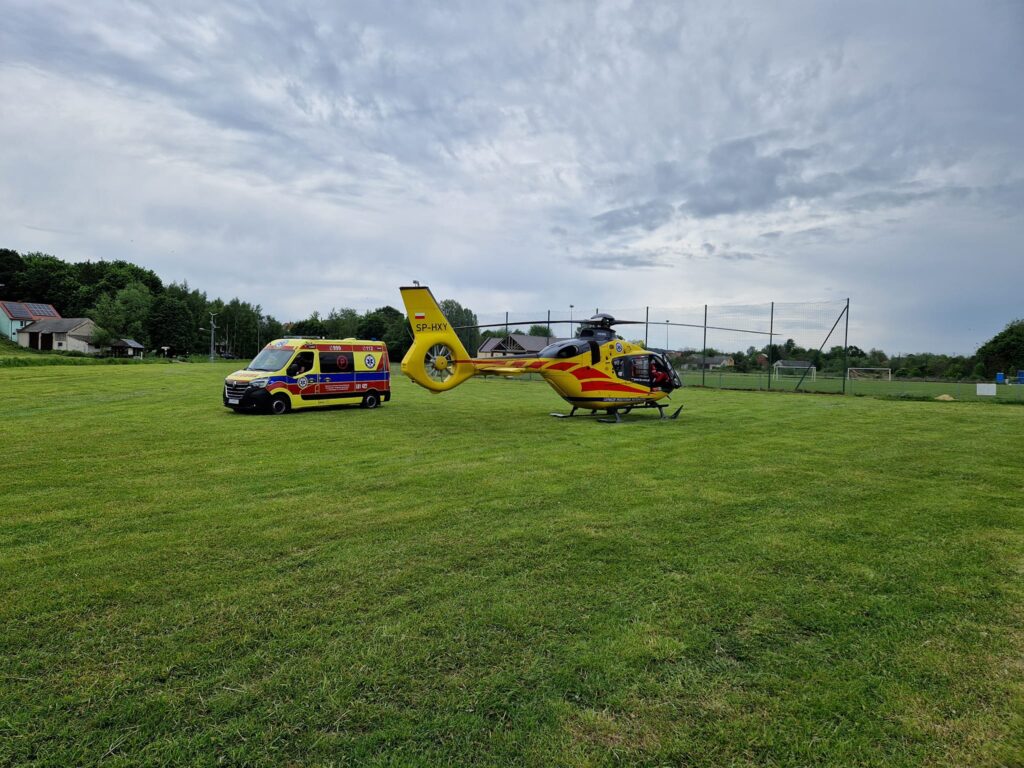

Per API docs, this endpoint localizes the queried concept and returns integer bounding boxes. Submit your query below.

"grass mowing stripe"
[1,363,1021,766]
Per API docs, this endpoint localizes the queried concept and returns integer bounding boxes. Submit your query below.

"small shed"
[111,338,145,358]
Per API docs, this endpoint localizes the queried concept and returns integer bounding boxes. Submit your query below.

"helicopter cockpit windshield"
[538,339,602,364]
[538,340,583,358]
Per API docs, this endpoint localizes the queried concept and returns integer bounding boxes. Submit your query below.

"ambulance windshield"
[247,349,294,372]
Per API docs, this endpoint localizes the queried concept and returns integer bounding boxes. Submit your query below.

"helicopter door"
[613,355,652,386]
[650,353,679,391]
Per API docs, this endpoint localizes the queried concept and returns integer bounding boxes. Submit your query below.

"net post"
[795,303,847,392]
[702,304,707,387]
[546,309,551,342]
[767,301,774,390]
[505,311,508,337]
[645,306,649,347]
[842,298,850,395]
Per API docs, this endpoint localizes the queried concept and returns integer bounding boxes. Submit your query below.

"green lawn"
[1,365,1022,766]
[681,370,1024,403]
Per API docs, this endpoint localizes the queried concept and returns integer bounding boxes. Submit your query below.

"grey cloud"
[1,1,1022,355]
[717,251,763,261]
[572,250,671,270]
[841,185,972,212]
[591,200,675,233]
[678,136,848,218]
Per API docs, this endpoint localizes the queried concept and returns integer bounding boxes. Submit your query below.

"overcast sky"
[2,1,1021,353]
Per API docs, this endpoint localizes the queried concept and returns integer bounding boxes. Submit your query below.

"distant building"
[683,354,735,370]
[17,318,99,354]
[110,338,145,358]
[0,301,61,343]
[477,334,564,358]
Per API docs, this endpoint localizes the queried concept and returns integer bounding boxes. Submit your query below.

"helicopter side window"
[613,355,652,385]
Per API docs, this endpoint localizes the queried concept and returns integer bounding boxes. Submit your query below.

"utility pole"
[208,312,218,362]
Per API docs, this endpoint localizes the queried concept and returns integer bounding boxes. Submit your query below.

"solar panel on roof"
[26,303,58,317]
[2,302,33,320]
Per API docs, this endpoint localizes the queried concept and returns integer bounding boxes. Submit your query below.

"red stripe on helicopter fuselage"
[569,366,609,381]
[580,380,649,394]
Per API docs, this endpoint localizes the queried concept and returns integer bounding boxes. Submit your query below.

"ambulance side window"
[287,352,314,377]
[320,352,353,374]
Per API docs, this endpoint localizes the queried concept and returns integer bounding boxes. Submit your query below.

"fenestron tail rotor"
[424,343,455,383]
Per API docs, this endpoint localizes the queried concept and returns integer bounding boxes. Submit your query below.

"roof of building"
[111,338,144,349]
[0,301,61,321]
[17,317,93,334]
[478,333,563,354]
[774,359,815,367]
[684,354,734,365]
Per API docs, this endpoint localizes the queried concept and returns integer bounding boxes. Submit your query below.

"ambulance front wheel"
[361,391,380,409]
[270,394,291,415]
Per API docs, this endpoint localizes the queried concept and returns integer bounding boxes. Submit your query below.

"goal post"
[847,367,892,381]
[774,364,816,380]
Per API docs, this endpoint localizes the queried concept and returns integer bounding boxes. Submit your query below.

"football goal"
[847,367,892,381]
[774,364,816,380]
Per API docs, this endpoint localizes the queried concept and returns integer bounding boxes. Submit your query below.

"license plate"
[228,398,239,405]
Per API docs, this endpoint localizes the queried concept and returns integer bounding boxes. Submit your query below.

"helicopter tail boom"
[399,286,476,392]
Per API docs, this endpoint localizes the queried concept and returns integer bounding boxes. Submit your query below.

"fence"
[473,298,851,389]
[470,299,1021,404]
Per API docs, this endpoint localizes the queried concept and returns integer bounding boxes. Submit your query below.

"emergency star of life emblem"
[297,376,309,389]
[364,354,376,368]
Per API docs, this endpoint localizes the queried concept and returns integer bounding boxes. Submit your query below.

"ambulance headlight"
[249,378,269,389]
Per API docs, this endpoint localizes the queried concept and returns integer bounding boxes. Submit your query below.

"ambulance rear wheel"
[270,395,291,415]
[361,391,380,409]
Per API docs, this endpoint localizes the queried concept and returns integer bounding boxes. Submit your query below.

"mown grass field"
[2,364,1022,766]
[680,370,1024,403]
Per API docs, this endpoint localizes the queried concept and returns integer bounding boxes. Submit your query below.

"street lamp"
[207,312,218,362]
[665,320,669,351]
[569,304,574,335]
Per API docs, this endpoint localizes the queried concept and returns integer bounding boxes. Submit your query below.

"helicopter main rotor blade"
[453,320,578,330]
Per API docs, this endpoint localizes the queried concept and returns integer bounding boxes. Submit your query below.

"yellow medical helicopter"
[399,285,683,422]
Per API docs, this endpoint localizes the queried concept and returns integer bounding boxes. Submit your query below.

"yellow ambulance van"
[223,337,390,414]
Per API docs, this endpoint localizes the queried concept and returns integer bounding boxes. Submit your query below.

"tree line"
[0,249,477,361]
[682,330,1023,380]
[3,248,1018,375]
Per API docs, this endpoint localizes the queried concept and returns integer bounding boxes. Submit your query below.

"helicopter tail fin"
[399,286,476,392]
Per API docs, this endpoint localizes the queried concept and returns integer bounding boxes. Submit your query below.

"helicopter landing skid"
[657,403,684,420]
[550,407,579,418]
[596,403,682,424]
